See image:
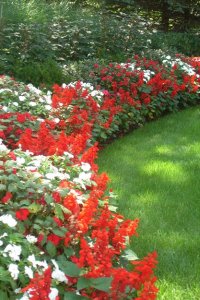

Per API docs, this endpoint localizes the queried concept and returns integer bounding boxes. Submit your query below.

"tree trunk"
[161,1,170,32]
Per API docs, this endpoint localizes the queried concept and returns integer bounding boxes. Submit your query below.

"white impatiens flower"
[0,233,8,239]
[52,268,68,283]
[36,260,48,270]
[25,166,37,172]
[120,62,135,71]
[8,263,19,280]
[51,259,68,283]
[64,151,74,159]
[27,254,48,270]
[3,244,22,261]
[69,189,86,205]
[14,288,21,294]
[45,173,56,180]
[24,266,34,279]
[27,84,41,95]
[0,214,17,228]
[27,254,37,268]
[45,104,51,110]
[26,235,37,244]
[16,157,26,165]
[45,164,70,181]
[0,142,8,151]
[53,118,60,124]
[2,105,9,112]
[25,150,34,156]
[73,172,92,190]
[142,69,155,82]
[19,96,26,101]
[0,88,12,93]
[0,240,3,246]
[49,288,59,300]
[79,172,92,181]
[30,155,45,167]
[81,162,91,172]
[29,101,37,107]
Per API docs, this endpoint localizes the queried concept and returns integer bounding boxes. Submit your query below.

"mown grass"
[98,107,200,300]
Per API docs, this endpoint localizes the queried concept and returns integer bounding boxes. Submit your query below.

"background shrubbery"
[0,0,199,86]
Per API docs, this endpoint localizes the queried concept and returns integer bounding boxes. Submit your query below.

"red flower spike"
[1,192,12,204]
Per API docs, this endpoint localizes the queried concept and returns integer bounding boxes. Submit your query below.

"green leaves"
[64,292,88,300]
[46,242,57,257]
[57,261,80,277]
[0,184,6,191]
[0,291,9,300]
[54,203,64,220]
[77,277,112,292]
[54,203,71,221]
[52,227,67,238]
[0,267,10,283]
[121,249,139,261]
[28,203,42,213]
[138,86,152,93]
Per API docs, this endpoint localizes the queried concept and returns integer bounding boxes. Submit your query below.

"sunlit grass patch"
[98,107,200,299]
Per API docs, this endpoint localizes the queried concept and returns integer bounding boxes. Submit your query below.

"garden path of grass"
[98,107,200,300]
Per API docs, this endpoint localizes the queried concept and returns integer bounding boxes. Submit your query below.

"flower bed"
[0,55,200,299]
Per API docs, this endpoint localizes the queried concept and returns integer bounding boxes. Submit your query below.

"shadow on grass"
[98,107,200,299]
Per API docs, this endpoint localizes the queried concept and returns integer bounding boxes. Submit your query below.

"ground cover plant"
[97,107,200,299]
[0,55,199,299]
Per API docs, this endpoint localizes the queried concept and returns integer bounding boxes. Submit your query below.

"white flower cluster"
[0,139,9,152]
[3,243,22,261]
[141,69,155,83]
[0,214,17,228]
[27,254,48,270]
[26,235,37,244]
[120,62,136,71]
[7,148,71,185]
[73,162,92,190]
[0,229,35,282]
[162,55,200,79]
[17,258,67,300]
[20,288,59,300]
[44,163,70,181]
[0,76,52,114]
[65,81,104,104]
[1,140,93,211]
[8,264,19,280]
[0,233,8,246]
[120,63,155,82]
[51,259,68,283]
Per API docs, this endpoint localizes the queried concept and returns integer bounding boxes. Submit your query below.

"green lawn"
[98,107,200,300]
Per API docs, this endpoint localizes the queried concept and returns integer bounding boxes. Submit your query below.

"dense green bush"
[151,32,200,57]
[11,60,65,87]
[0,11,152,61]
[0,1,199,86]
[0,8,153,85]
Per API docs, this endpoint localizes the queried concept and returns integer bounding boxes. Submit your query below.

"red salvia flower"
[15,208,30,220]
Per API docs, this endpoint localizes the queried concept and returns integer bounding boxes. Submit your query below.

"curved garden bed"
[0,55,199,299]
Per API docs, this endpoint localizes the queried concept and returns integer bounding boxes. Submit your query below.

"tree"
[103,0,200,32]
